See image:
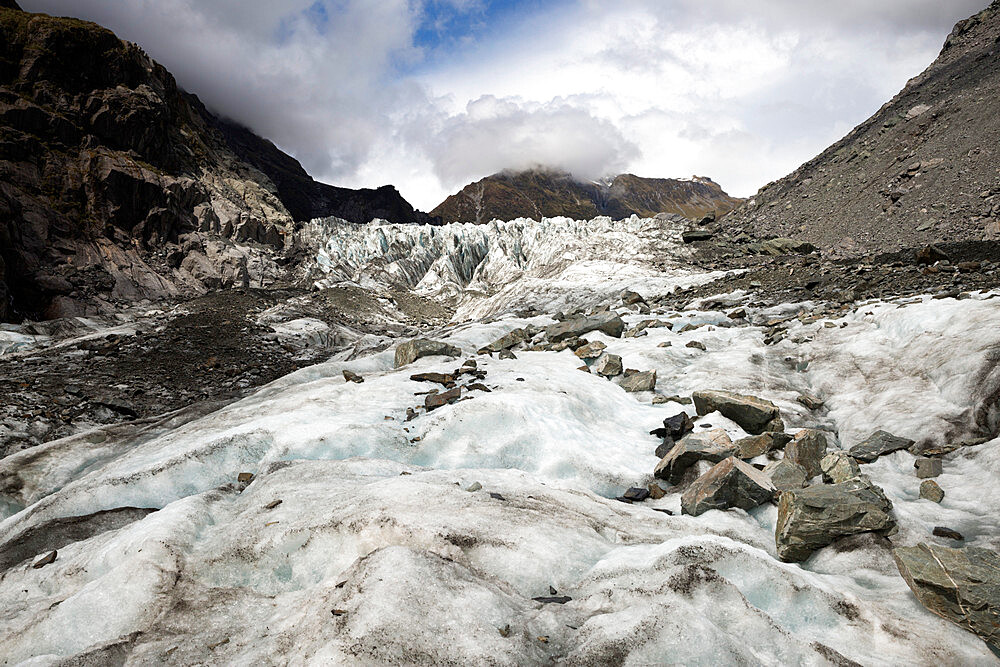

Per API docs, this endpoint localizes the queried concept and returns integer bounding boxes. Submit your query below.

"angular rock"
[849,430,915,462]
[692,390,781,435]
[920,479,945,503]
[654,429,735,485]
[915,245,950,265]
[425,387,461,410]
[409,372,455,386]
[821,451,861,484]
[785,429,828,479]
[32,550,58,569]
[478,328,528,354]
[574,340,607,360]
[593,353,623,377]
[760,238,816,256]
[776,479,896,562]
[796,393,825,410]
[342,370,364,383]
[893,543,1000,652]
[498,349,517,360]
[682,230,714,243]
[734,432,792,459]
[650,412,695,442]
[915,457,942,479]
[681,457,776,517]
[620,370,656,392]
[545,312,624,342]
[685,340,706,351]
[648,483,666,500]
[932,527,964,541]
[621,289,646,305]
[394,338,462,368]
[622,487,650,502]
[762,458,808,491]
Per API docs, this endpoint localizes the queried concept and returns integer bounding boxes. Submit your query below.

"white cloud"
[19,0,988,211]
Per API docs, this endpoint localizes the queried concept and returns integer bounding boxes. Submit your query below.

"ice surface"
[2,218,1000,664]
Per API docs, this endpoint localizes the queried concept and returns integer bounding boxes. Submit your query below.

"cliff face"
[430,169,742,224]
[723,1,1000,255]
[0,5,433,322]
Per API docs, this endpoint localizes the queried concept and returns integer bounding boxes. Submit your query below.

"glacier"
[1,216,999,664]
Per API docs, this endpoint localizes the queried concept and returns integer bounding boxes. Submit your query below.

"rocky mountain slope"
[430,169,742,224]
[0,3,434,322]
[724,1,1000,255]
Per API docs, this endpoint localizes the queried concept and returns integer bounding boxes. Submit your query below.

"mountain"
[0,4,434,322]
[724,1,1000,255]
[430,169,742,224]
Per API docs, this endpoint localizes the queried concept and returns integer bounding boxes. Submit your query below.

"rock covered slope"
[2,215,1000,663]
[0,3,433,322]
[724,1,1000,255]
[430,169,742,224]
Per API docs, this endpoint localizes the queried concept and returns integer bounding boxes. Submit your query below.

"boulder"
[593,353,623,377]
[425,387,461,410]
[545,312,624,342]
[621,289,646,305]
[660,412,695,441]
[478,328,528,353]
[932,527,964,541]
[915,245,950,265]
[915,457,942,479]
[760,238,816,256]
[692,390,781,435]
[654,429,735,485]
[685,340,706,351]
[681,457,776,517]
[682,230,714,243]
[620,370,656,392]
[342,370,364,383]
[796,393,825,410]
[574,341,607,360]
[820,451,860,484]
[919,479,945,503]
[776,479,896,562]
[785,429,828,479]
[893,543,1000,652]
[734,432,792,459]
[395,339,462,368]
[849,430,915,462]
[622,487,650,502]
[409,372,455,386]
[762,458,808,491]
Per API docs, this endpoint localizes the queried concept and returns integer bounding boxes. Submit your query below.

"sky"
[21,0,988,211]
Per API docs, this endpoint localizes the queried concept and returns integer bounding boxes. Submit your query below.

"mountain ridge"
[430,169,742,224]
[722,0,1000,255]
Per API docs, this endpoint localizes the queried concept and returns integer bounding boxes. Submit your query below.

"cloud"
[18,0,990,211]
[422,95,640,187]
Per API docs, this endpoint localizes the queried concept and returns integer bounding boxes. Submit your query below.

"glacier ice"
[2,217,1000,664]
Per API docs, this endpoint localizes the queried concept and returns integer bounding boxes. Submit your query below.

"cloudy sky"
[22,0,986,210]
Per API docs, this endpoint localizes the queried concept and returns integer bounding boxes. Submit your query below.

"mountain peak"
[431,168,742,224]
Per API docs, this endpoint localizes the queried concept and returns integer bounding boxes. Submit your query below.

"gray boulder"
[920,479,945,503]
[849,430,915,462]
[620,370,656,392]
[395,338,462,368]
[893,543,1000,652]
[915,457,943,478]
[821,451,861,484]
[574,340,607,360]
[681,457,776,517]
[654,429,735,485]
[692,390,782,435]
[762,458,808,491]
[734,432,792,459]
[776,478,896,562]
[785,429,828,479]
[593,353,623,377]
[545,312,625,342]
